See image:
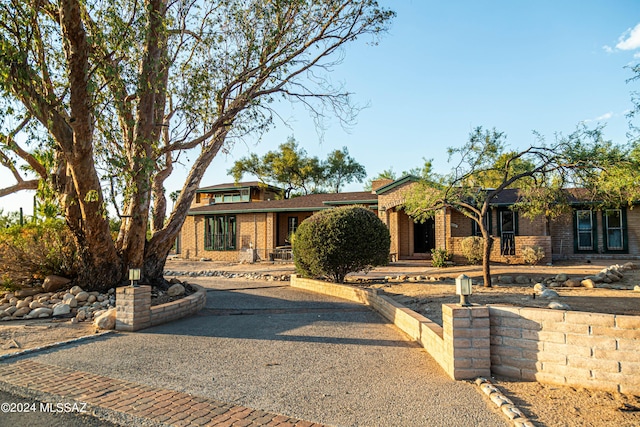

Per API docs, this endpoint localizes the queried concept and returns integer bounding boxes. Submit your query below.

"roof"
[374,175,420,194]
[196,181,283,193]
[188,191,378,215]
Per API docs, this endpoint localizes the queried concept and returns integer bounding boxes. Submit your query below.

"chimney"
[371,179,394,193]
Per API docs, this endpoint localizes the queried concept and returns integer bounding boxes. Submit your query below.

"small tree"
[403,125,637,287]
[293,206,390,283]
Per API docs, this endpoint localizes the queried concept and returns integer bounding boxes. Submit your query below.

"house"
[180,182,377,261]
[178,178,640,264]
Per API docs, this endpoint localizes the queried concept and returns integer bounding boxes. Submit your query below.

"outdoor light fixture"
[129,268,141,287]
[455,274,473,307]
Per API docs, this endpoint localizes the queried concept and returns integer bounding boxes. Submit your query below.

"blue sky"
[2,0,640,215]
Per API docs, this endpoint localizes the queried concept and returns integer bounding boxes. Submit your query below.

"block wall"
[489,305,640,395]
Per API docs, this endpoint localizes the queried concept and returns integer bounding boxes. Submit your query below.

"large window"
[205,215,236,251]
[603,209,625,251]
[576,210,594,251]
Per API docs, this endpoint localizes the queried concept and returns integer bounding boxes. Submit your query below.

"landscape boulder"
[167,284,185,297]
[94,308,116,330]
[43,275,71,293]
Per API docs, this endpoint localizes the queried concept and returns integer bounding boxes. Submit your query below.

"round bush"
[293,206,390,283]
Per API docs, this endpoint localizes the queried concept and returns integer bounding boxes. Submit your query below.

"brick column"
[442,304,491,380]
[116,286,151,331]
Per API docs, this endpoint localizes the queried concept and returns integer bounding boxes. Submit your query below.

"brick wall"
[447,235,552,265]
[489,305,640,395]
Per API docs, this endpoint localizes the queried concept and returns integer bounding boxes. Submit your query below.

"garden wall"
[291,276,640,394]
[115,284,206,331]
[489,305,640,395]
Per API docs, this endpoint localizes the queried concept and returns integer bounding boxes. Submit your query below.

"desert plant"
[430,248,451,268]
[0,219,81,284]
[293,206,390,283]
[522,245,545,265]
[460,236,484,265]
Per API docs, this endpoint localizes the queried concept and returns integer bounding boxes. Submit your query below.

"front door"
[414,218,435,253]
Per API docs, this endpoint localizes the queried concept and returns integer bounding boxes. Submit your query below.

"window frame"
[602,208,627,253]
[204,214,237,251]
[574,209,596,252]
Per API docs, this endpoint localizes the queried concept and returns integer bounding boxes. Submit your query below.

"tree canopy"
[403,125,640,287]
[0,0,394,290]
[229,138,366,197]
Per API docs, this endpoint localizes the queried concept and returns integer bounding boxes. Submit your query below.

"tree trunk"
[482,234,493,287]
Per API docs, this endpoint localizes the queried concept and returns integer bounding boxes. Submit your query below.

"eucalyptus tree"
[0,0,394,290]
[403,126,636,287]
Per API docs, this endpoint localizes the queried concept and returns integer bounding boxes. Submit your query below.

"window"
[205,215,236,251]
[499,210,517,256]
[472,212,491,237]
[604,209,625,251]
[576,210,594,251]
[287,217,298,241]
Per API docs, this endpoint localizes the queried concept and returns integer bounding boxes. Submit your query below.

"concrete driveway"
[7,277,508,426]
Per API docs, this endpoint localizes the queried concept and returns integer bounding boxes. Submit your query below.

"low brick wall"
[290,275,490,380]
[116,284,206,331]
[489,305,640,395]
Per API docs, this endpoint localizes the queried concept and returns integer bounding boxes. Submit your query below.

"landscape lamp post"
[456,274,473,307]
[129,268,141,287]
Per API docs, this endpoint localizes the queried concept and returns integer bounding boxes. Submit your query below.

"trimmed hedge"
[293,206,390,283]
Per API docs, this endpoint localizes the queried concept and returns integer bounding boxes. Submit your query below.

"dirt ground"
[1,258,639,426]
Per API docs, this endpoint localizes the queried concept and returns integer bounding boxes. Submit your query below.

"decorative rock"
[13,307,31,317]
[15,300,30,309]
[94,308,116,330]
[167,284,185,297]
[581,279,596,288]
[97,295,105,302]
[540,289,559,299]
[70,285,84,295]
[623,262,637,270]
[490,392,514,407]
[52,303,71,316]
[14,287,43,298]
[554,273,568,283]
[501,404,526,420]
[28,301,42,309]
[515,275,530,284]
[480,383,500,395]
[498,276,514,284]
[76,310,87,322]
[584,275,603,284]
[87,295,97,304]
[169,277,182,285]
[62,294,78,308]
[564,279,582,288]
[75,291,89,302]
[4,306,17,316]
[635,286,640,292]
[513,418,536,427]
[533,283,546,293]
[9,297,18,306]
[43,275,71,293]
[29,307,53,318]
[548,301,571,310]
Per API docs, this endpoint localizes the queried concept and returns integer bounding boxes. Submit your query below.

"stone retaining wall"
[290,275,490,380]
[489,305,640,395]
[115,284,206,331]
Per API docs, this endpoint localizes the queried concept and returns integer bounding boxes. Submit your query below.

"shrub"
[430,248,451,267]
[0,219,81,284]
[293,206,390,283]
[522,245,545,265]
[460,236,483,265]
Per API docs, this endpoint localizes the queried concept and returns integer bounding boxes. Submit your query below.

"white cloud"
[595,112,613,121]
[616,23,640,50]
[603,45,613,53]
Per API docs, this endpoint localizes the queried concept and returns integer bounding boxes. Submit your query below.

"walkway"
[0,278,508,426]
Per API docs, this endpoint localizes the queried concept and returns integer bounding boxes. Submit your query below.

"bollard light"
[455,274,473,307]
[129,268,141,287]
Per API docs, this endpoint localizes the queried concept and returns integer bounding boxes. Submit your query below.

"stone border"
[115,284,206,331]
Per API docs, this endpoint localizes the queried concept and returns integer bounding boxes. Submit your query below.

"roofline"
[188,203,378,216]
[323,199,378,206]
[374,174,420,194]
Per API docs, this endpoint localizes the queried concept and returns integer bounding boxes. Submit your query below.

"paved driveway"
[10,278,507,426]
